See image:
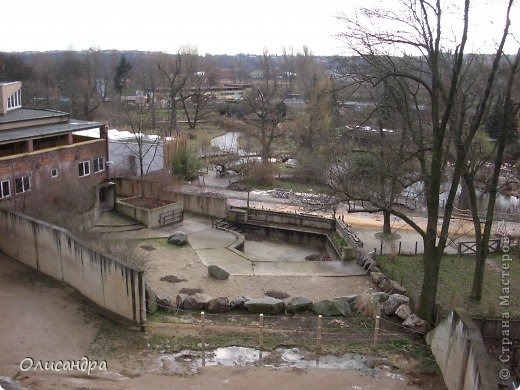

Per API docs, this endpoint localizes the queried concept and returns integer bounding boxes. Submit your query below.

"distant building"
[0,81,111,210]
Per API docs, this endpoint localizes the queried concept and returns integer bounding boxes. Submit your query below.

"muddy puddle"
[156,346,407,380]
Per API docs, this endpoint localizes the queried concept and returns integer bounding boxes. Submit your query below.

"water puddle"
[156,346,406,379]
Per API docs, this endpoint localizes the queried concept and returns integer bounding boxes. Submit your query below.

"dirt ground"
[0,252,101,376]
[16,365,425,390]
[144,243,372,301]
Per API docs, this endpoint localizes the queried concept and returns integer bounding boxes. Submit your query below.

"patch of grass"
[330,232,348,248]
[377,252,520,317]
[377,338,439,373]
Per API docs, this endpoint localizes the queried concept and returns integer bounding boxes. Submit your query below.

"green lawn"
[377,252,519,318]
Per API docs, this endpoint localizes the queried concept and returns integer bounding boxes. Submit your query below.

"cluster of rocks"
[357,251,428,333]
[145,288,397,317]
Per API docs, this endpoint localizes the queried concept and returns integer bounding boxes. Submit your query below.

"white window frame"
[78,161,90,177]
[93,157,105,173]
[0,180,11,199]
[6,90,21,111]
[51,168,58,178]
[14,176,30,194]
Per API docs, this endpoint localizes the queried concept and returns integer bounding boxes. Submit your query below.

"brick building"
[0,81,110,210]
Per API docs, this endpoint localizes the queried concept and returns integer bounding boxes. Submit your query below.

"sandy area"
[145,244,372,301]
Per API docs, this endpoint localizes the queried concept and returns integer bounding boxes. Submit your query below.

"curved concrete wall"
[427,309,499,390]
[0,208,145,325]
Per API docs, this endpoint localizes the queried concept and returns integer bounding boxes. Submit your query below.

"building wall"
[0,208,145,325]
[0,139,108,210]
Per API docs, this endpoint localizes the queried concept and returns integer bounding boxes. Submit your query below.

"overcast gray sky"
[2,0,518,55]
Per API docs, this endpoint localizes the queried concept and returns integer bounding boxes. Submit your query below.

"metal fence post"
[373,315,380,346]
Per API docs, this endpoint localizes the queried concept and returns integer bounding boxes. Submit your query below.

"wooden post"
[414,241,418,255]
[259,314,264,357]
[316,315,322,353]
[373,315,380,346]
[398,241,402,255]
[201,311,206,352]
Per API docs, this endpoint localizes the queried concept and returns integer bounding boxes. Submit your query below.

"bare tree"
[157,47,198,136]
[242,53,288,162]
[114,101,165,197]
[464,48,520,301]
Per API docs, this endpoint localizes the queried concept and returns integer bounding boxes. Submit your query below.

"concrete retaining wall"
[116,197,183,228]
[237,223,341,261]
[335,220,362,250]
[113,177,227,218]
[0,208,145,325]
[427,309,499,390]
[247,208,335,230]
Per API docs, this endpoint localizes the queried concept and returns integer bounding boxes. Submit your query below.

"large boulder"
[312,299,351,317]
[176,293,193,309]
[395,304,412,320]
[370,291,390,303]
[208,265,230,280]
[167,231,188,246]
[208,297,231,313]
[360,251,376,267]
[284,297,313,314]
[156,294,174,310]
[377,279,407,295]
[381,294,409,315]
[363,259,375,270]
[370,272,385,285]
[245,297,284,314]
[145,284,158,314]
[177,293,212,310]
[191,293,213,310]
[230,296,249,310]
[403,314,428,333]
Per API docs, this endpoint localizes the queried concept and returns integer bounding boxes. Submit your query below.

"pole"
[259,314,264,358]
[398,241,402,255]
[414,241,418,255]
[316,315,322,353]
[373,315,380,346]
[201,311,206,351]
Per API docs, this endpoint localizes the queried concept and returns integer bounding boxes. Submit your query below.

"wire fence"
[145,299,448,362]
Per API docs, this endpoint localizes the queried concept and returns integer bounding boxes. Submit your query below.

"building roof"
[0,107,68,124]
[0,119,103,143]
